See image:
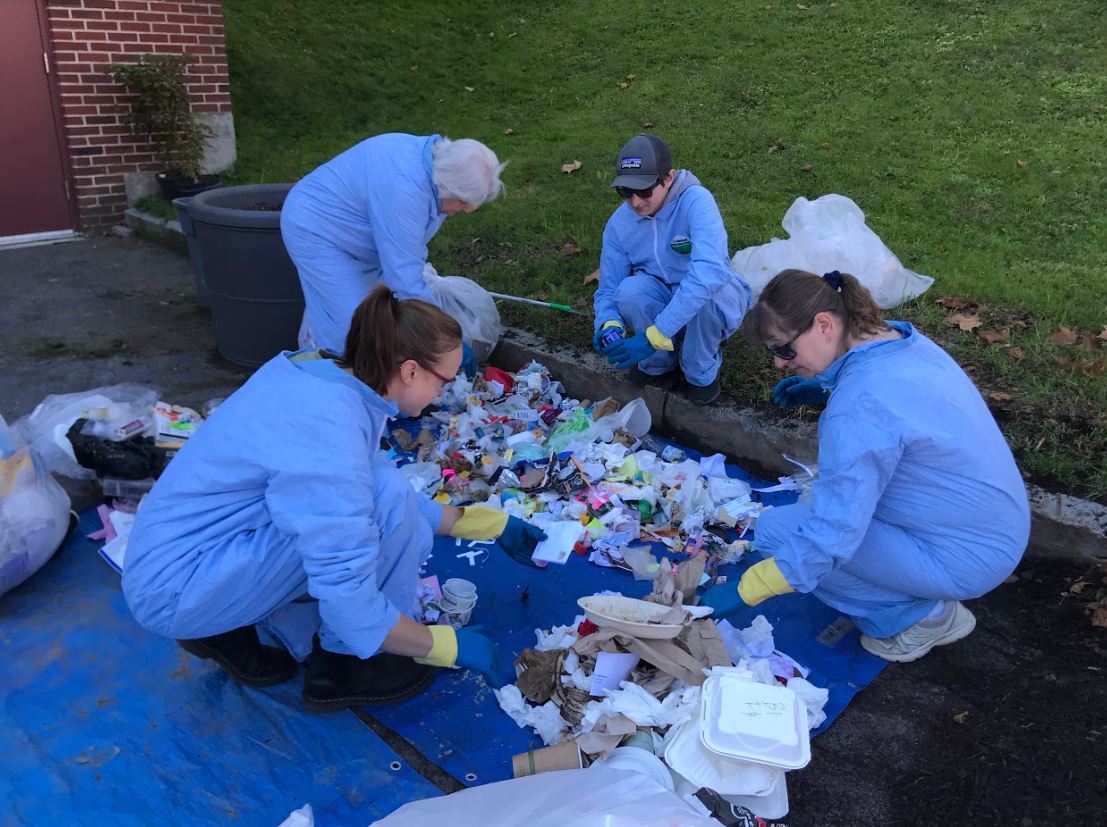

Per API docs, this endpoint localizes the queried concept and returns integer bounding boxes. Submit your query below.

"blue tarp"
[0,510,441,827]
[0,440,886,825]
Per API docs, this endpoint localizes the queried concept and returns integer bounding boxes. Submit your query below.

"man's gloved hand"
[592,321,624,354]
[605,330,656,369]
[453,627,502,685]
[460,342,478,379]
[449,506,547,566]
[699,584,750,621]
[772,376,828,409]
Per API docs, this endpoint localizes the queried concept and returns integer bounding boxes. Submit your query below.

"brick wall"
[45,0,231,231]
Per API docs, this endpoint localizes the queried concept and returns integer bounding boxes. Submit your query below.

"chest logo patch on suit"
[670,235,692,254]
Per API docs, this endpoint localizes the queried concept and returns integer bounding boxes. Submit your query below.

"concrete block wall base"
[490,327,1107,563]
[124,209,186,255]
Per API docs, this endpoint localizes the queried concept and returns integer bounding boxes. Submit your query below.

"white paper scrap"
[588,652,640,697]
[531,521,583,565]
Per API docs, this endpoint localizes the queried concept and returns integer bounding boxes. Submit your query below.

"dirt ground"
[1,236,1104,826]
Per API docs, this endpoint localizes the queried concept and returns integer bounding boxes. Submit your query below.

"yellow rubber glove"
[645,325,675,352]
[414,624,459,667]
[737,557,795,606]
[449,505,509,540]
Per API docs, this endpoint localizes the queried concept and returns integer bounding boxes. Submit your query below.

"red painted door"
[0,1,74,238]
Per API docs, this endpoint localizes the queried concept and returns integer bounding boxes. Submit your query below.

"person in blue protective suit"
[591,134,751,405]
[702,269,1030,662]
[122,286,546,711]
[280,133,507,378]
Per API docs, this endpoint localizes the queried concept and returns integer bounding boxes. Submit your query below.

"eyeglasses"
[615,178,662,200]
[766,319,815,361]
[421,362,456,385]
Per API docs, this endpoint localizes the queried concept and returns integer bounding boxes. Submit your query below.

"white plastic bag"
[12,384,158,479]
[730,194,934,308]
[424,263,502,363]
[370,765,721,827]
[0,414,72,597]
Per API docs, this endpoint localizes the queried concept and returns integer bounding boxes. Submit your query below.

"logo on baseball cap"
[612,134,672,189]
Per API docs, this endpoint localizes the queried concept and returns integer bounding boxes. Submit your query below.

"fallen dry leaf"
[937,295,976,312]
[560,160,582,174]
[987,391,1013,402]
[768,137,785,152]
[1091,605,1107,629]
[1070,579,1090,595]
[618,73,636,89]
[561,240,581,257]
[410,64,419,72]
[1079,336,1104,352]
[641,119,654,129]
[801,164,813,173]
[1009,346,1025,360]
[583,269,599,286]
[1017,159,1026,168]
[504,128,514,135]
[1048,325,1079,346]
[978,328,1010,344]
[953,711,968,724]
[740,90,753,101]
[797,2,808,8]
[464,86,475,92]
[1098,325,1107,342]
[947,313,983,332]
[819,141,830,149]
[1054,356,1107,376]
[1010,318,1032,329]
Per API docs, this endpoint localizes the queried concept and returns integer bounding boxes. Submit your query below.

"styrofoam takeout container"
[699,675,811,771]
[664,709,782,796]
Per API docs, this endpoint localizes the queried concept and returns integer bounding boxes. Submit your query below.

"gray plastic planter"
[186,184,304,368]
[172,197,210,308]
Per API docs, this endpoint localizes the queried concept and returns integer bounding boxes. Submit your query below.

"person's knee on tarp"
[591,134,751,405]
[122,286,544,710]
[281,133,508,379]
[701,269,1029,662]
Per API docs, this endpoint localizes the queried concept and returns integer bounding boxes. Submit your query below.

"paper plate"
[699,675,811,771]
[576,595,709,639]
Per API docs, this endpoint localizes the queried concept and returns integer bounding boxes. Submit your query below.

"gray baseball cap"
[611,134,673,189]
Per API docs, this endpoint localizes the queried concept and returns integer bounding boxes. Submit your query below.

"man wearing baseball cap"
[592,134,750,404]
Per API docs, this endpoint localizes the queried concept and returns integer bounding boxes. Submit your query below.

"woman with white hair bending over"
[281,134,505,375]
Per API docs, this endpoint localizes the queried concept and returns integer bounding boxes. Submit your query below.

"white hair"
[432,137,506,206]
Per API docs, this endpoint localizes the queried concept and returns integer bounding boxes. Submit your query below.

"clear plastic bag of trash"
[730,194,934,309]
[424,263,502,364]
[370,765,720,827]
[0,414,72,597]
[12,384,157,479]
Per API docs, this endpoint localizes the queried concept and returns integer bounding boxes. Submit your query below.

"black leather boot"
[177,625,298,687]
[302,637,435,712]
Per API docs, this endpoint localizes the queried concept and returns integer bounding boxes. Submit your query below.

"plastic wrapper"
[0,414,72,597]
[730,193,934,309]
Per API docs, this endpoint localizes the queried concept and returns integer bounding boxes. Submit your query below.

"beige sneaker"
[860,601,976,663]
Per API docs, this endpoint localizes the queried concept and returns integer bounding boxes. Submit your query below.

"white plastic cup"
[442,578,477,600]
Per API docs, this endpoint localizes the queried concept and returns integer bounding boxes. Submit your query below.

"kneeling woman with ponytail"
[123,286,544,709]
[703,270,1030,662]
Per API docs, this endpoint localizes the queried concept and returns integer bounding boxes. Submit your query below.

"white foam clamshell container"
[699,674,811,771]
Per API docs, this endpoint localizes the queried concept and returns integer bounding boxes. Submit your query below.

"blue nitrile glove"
[772,376,828,409]
[606,331,656,369]
[454,627,503,685]
[460,342,478,379]
[699,583,749,621]
[498,516,548,567]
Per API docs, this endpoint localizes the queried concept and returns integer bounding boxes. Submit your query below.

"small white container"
[664,712,781,796]
[721,771,790,821]
[699,675,811,771]
[442,578,477,601]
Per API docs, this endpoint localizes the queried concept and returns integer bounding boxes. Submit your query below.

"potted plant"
[110,53,221,199]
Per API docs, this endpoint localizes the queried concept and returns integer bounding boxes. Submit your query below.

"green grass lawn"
[220,0,1107,499]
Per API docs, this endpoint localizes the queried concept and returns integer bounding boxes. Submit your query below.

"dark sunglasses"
[615,178,662,200]
[766,318,815,361]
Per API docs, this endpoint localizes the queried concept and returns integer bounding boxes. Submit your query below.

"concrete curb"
[124,208,187,255]
[490,327,1107,564]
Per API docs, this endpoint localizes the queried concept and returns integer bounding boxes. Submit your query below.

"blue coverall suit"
[121,351,444,660]
[593,170,751,386]
[755,322,1030,637]
[280,133,448,353]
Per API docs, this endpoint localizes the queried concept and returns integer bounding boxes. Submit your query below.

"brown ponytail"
[742,269,889,345]
[340,285,463,393]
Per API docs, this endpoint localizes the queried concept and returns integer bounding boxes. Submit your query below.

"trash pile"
[395,361,790,579]
[9,384,217,572]
[391,361,826,818]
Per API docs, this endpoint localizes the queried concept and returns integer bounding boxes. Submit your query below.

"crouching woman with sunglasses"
[702,269,1030,662]
[122,286,545,710]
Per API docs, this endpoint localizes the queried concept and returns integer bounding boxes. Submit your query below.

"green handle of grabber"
[549,303,574,313]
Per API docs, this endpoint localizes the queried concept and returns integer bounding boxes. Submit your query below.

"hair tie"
[822,270,842,291]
